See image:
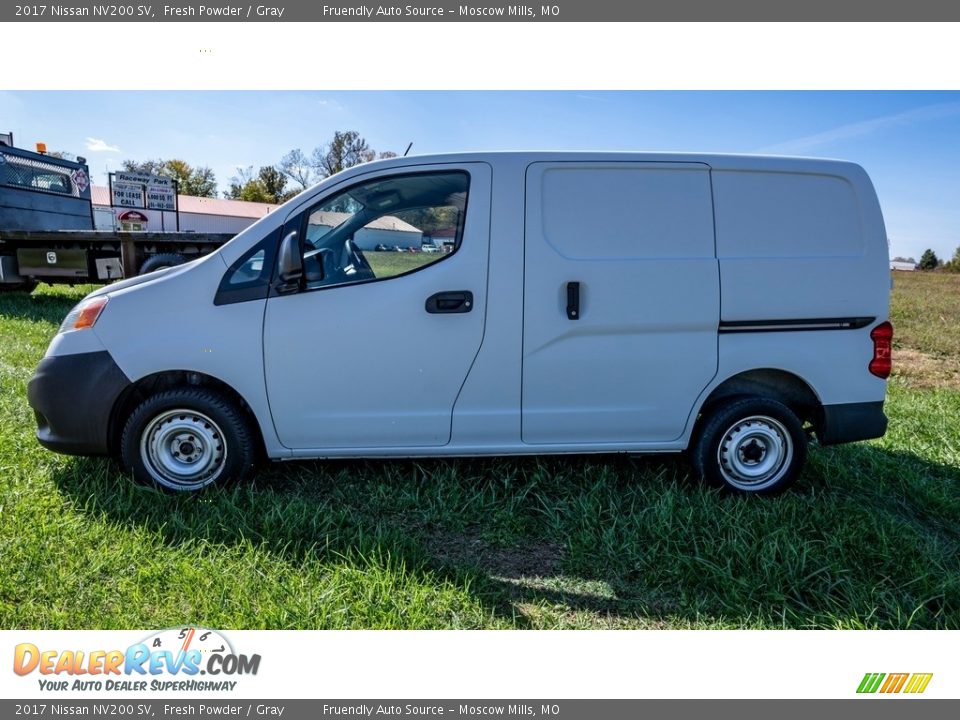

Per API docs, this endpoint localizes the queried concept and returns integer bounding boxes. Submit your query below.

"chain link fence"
[0,147,83,197]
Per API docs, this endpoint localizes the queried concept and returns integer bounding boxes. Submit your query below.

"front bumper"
[818,401,888,446]
[27,350,131,456]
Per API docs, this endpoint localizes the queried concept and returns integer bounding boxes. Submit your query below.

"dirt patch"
[893,347,960,390]
[425,529,563,579]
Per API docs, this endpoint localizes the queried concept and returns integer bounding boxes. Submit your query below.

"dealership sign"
[109,171,179,216]
[111,180,145,208]
[146,185,176,211]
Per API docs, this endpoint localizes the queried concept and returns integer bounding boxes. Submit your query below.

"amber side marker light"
[869,321,893,379]
[62,296,109,332]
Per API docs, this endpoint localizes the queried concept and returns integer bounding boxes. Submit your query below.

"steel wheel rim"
[140,409,226,490]
[717,414,793,491]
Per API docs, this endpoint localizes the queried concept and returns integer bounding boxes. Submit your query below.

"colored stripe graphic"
[857,673,885,693]
[880,673,909,693]
[857,672,932,694]
[904,674,933,694]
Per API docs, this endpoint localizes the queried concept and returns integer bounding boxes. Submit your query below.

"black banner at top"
[5,0,960,22]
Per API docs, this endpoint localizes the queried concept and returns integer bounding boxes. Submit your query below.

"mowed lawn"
[0,273,958,629]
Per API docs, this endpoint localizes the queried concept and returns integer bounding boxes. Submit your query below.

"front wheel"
[691,397,807,495]
[120,387,257,492]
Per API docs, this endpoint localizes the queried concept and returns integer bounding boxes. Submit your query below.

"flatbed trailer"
[0,137,237,291]
[0,229,236,290]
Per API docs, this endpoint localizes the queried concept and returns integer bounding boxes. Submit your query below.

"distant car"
[421,246,439,254]
[393,246,404,252]
[375,243,388,252]
[407,246,420,253]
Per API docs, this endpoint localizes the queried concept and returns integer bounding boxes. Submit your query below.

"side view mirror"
[275,231,303,294]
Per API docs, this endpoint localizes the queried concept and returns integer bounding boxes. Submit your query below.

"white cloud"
[317,98,344,111]
[758,102,960,155]
[85,137,120,153]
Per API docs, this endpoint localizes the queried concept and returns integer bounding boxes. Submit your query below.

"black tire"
[0,279,38,293]
[120,387,257,492]
[691,397,807,496]
[139,253,186,275]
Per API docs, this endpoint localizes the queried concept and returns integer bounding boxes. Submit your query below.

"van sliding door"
[521,162,719,445]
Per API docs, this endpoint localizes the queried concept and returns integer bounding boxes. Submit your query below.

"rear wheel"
[691,397,807,495]
[120,387,256,492]
[139,253,186,275]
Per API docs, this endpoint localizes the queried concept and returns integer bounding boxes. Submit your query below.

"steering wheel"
[345,240,375,280]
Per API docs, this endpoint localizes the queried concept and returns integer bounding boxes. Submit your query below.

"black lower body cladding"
[818,401,888,446]
[27,350,131,456]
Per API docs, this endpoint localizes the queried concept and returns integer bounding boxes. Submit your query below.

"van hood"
[86,255,211,299]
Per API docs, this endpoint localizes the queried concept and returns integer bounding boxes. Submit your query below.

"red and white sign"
[117,209,148,231]
[70,168,89,193]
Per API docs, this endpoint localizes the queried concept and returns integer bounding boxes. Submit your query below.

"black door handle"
[566,281,580,320]
[426,291,473,314]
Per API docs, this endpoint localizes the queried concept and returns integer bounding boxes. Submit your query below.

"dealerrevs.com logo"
[13,628,261,693]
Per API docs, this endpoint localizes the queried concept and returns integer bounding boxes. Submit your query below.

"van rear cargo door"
[521,162,719,445]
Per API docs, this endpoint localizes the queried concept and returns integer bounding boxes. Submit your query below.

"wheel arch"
[108,370,265,457]
[694,368,823,434]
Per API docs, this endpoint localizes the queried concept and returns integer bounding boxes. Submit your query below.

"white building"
[890,260,917,271]
[92,185,277,234]
[306,210,423,250]
[92,186,424,249]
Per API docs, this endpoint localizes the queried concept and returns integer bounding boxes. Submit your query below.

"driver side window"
[302,170,469,291]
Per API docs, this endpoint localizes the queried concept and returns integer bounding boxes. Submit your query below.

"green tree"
[257,165,288,201]
[918,248,939,271]
[225,166,292,204]
[121,158,218,198]
[944,246,960,273]
[121,158,165,175]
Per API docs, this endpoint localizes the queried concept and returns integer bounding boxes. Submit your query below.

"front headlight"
[59,296,109,333]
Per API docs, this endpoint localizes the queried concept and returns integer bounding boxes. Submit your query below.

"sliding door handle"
[566,281,580,320]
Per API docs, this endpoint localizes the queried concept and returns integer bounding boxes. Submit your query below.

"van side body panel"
[712,163,889,322]
[708,161,889,417]
[449,155,526,446]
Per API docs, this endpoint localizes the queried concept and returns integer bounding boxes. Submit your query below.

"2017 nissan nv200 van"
[27,153,892,495]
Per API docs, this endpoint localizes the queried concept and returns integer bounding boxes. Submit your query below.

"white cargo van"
[27,152,892,495]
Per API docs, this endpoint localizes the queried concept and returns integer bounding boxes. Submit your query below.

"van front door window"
[302,171,469,290]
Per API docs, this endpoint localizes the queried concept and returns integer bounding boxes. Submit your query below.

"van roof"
[355,151,864,175]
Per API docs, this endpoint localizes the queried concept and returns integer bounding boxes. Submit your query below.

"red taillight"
[869,321,893,379]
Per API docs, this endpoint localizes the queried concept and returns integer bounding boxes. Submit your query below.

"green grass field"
[0,273,958,629]
[366,250,439,278]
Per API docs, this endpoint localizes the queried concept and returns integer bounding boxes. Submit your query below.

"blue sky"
[2,90,958,261]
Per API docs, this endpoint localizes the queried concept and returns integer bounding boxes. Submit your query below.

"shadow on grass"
[51,444,960,629]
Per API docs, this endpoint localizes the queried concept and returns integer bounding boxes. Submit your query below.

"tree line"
[898,247,960,272]
[121,130,397,204]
